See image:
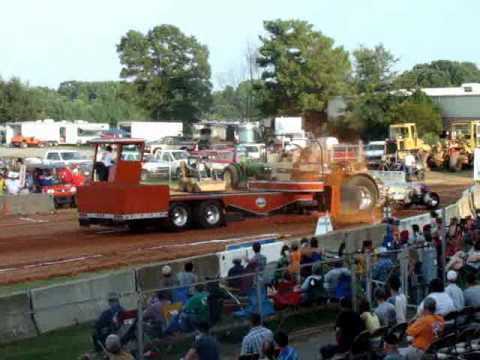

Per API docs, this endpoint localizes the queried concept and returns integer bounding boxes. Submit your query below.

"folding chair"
[424,333,458,359]
[351,330,371,356]
[370,326,389,351]
[161,302,183,327]
[455,327,479,354]
[388,322,408,343]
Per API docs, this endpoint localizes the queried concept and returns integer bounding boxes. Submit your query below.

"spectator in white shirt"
[387,276,407,324]
[445,270,464,311]
[404,152,416,177]
[5,172,21,195]
[417,278,455,317]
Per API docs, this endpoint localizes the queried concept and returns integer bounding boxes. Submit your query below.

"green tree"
[256,19,351,117]
[389,90,443,136]
[352,44,397,93]
[394,60,480,88]
[117,25,212,123]
[0,77,41,123]
[209,80,263,120]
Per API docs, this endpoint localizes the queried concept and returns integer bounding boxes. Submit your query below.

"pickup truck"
[41,150,92,176]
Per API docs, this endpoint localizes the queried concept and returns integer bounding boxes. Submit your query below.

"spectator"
[466,240,480,270]
[463,272,480,308]
[274,245,290,283]
[92,292,125,353]
[240,313,273,357]
[246,242,267,273]
[227,258,245,290]
[388,276,407,323]
[359,298,381,334]
[158,265,175,301]
[404,298,444,360]
[104,334,134,360]
[288,241,301,282]
[446,251,466,271]
[383,333,402,360]
[5,172,21,195]
[0,172,5,195]
[323,261,351,298]
[300,237,322,278]
[374,288,397,327]
[177,262,198,294]
[166,284,209,334]
[417,278,455,317]
[372,250,394,283]
[404,151,416,178]
[410,224,424,244]
[300,264,323,292]
[320,298,365,358]
[445,270,464,311]
[181,322,219,360]
[274,331,299,360]
[72,165,86,186]
[143,292,171,337]
[421,232,437,286]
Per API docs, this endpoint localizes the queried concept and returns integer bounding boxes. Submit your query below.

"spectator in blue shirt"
[274,331,299,360]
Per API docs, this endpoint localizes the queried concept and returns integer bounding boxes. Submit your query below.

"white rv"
[6,120,109,145]
[118,121,183,142]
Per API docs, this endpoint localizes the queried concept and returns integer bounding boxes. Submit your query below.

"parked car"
[11,135,44,148]
[236,144,266,161]
[146,136,195,154]
[365,141,385,169]
[141,154,170,181]
[42,150,92,176]
[154,150,190,178]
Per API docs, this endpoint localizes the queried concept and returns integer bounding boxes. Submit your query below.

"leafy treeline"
[0,79,147,125]
[1,19,480,141]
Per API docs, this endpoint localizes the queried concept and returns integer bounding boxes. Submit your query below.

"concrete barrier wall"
[218,241,285,278]
[314,223,387,253]
[137,254,220,292]
[31,270,137,333]
[457,195,473,219]
[0,292,38,344]
[0,194,54,216]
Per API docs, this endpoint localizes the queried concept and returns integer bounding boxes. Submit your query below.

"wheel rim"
[171,206,188,227]
[358,186,374,211]
[204,204,220,225]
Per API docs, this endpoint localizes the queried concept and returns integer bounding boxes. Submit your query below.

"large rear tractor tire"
[224,165,240,190]
[340,175,379,215]
[166,202,191,231]
[194,200,225,229]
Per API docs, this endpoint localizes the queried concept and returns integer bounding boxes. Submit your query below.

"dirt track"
[0,172,472,285]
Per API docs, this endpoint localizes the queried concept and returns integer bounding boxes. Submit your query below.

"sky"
[1,0,479,90]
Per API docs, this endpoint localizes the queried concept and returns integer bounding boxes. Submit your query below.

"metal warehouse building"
[423,83,480,126]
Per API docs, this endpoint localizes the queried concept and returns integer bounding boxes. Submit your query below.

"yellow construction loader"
[384,123,431,169]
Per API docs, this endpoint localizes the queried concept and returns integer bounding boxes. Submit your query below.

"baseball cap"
[161,265,172,275]
[447,270,458,282]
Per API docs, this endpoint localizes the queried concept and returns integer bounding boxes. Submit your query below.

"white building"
[5,120,109,145]
[422,83,480,125]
